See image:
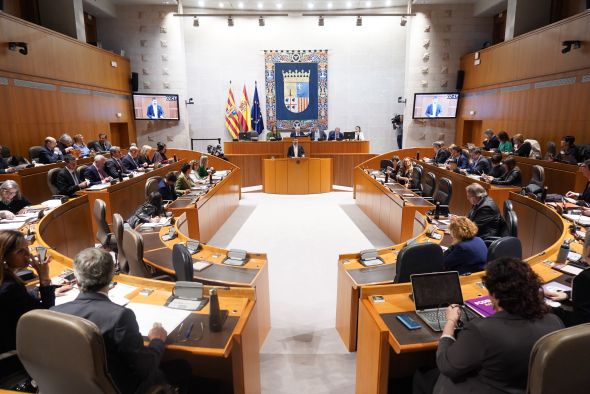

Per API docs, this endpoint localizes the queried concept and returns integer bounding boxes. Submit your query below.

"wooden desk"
[353,197,570,394]
[263,158,332,194]
[224,140,369,155]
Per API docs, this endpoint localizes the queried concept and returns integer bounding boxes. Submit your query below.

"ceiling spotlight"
[276,3,282,9]
[327,2,333,8]
[257,2,263,9]
[365,1,372,7]
[356,16,362,26]
[228,16,234,26]
[385,0,391,5]
[346,1,352,8]
[400,15,407,26]
[308,2,314,9]
[318,16,324,26]
[198,0,205,6]
[238,2,244,8]
[259,16,265,26]
[193,16,199,26]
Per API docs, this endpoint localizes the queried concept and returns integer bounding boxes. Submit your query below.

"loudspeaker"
[456,70,465,90]
[130,72,138,92]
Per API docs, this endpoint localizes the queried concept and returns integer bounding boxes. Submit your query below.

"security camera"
[8,42,28,55]
[561,40,581,54]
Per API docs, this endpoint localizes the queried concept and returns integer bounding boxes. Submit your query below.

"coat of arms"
[282,69,310,113]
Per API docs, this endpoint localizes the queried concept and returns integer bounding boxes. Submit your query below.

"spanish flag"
[238,84,252,132]
[224,83,240,139]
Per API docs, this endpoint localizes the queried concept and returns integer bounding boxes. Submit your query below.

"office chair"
[172,243,194,282]
[93,199,117,252]
[410,165,423,194]
[527,323,590,394]
[505,208,518,238]
[47,168,61,195]
[433,177,452,206]
[380,159,394,172]
[77,164,88,181]
[145,176,163,200]
[530,165,545,188]
[487,237,522,262]
[28,146,44,162]
[421,171,437,198]
[17,309,119,394]
[122,228,171,280]
[112,213,128,273]
[394,243,444,283]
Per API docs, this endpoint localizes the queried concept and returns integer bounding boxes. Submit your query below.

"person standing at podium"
[287,139,305,158]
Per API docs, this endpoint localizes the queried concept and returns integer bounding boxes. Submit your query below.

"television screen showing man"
[425,96,442,118]
[147,97,165,119]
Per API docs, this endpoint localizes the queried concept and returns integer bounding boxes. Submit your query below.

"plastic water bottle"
[556,241,570,264]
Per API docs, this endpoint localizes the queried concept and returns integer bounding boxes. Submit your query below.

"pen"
[185,322,194,339]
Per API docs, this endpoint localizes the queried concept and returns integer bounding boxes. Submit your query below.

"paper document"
[563,214,590,226]
[54,287,132,307]
[110,282,137,298]
[41,199,62,208]
[126,303,191,336]
[0,222,25,230]
[86,183,111,191]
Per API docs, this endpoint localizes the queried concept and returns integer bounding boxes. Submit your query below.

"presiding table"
[263,158,332,194]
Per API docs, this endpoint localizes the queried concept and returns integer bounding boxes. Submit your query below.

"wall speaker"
[456,70,465,91]
[130,72,138,92]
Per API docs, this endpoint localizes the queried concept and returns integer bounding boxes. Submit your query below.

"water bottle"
[556,241,570,264]
[209,288,223,332]
[384,172,389,184]
[173,154,178,162]
[434,202,441,220]
[541,186,548,204]
[416,152,420,161]
[118,171,123,182]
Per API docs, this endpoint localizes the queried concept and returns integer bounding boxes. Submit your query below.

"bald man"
[38,137,64,164]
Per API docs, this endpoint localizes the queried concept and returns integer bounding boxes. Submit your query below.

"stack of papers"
[41,199,62,208]
[563,214,590,226]
[86,183,111,191]
[125,303,191,336]
[0,222,26,230]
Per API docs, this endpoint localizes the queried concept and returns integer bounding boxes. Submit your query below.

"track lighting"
[318,16,324,26]
[356,16,362,26]
[400,15,407,26]
[193,17,199,26]
[228,15,234,26]
[259,16,265,26]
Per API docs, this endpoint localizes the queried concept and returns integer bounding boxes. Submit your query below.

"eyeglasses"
[176,320,204,343]
[2,189,17,196]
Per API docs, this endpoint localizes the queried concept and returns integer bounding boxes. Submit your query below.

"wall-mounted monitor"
[412,92,459,119]
[133,93,180,120]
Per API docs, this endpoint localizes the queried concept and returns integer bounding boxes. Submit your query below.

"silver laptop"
[411,271,477,332]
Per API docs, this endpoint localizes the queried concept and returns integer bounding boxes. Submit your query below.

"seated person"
[158,172,178,201]
[105,146,131,179]
[497,130,513,153]
[52,248,190,393]
[432,141,450,164]
[72,134,91,157]
[122,145,140,172]
[482,129,500,151]
[0,180,31,214]
[55,155,89,197]
[83,155,112,186]
[138,145,153,167]
[1,146,30,170]
[512,133,532,157]
[353,126,365,141]
[193,155,209,179]
[447,146,469,170]
[395,157,418,189]
[556,135,579,164]
[310,127,327,141]
[466,148,491,175]
[0,151,17,174]
[544,141,557,161]
[385,155,401,179]
[175,163,195,195]
[0,230,70,354]
[290,126,307,138]
[127,192,167,228]
[426,258,563,394]
[56,134,75,155]
[87,133,112,153]
[447,158,462,174]
[266,125,283,141]
[151,142,169,165]
[287,140,305,158]
[328,127,344,141]
[465,183,508,240]
[443,217,487,274]
[483,156,522,186]
[488,153,507,179]
[565,159,590,205]
[38,137,64,164]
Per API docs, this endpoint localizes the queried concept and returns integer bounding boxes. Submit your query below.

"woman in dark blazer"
[151,142,169,165]
[396,157,418,189]
[443,217,487,274]
[484,156,522,186]
[127,192,167,229]
[0,180,31,215]
[433,257,564,394]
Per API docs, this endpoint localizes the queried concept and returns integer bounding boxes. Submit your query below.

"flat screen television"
[133,93,180,120]
[412,92,459,119]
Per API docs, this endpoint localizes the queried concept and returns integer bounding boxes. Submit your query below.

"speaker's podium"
[263,158,332,194]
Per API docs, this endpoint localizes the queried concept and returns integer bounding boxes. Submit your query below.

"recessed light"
[276,3,282,9]
[327,2,333,8]
[346,1,352,8]
[257,2,263,9]
[365,1,372,7]
[308,2,314,9]
[238,2,244,8]
[219,2,224,8]
[198,0,204,6]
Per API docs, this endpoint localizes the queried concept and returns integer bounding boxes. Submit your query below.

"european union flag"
[250,82,264,134]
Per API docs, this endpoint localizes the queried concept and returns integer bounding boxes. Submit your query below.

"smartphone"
[35,246,47,262]
[162,228,177,241]
[396,314,422,330]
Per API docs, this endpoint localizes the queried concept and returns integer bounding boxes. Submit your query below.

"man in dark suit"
[87,133,112,153]
[448,146,469,170]
[55,155,88,196]
[83,155,112,186]
[482,129,500,151]
[485,156,522,186]
[287,140,305,158]
[466,148,491,175]
[328,127,344,141]
[38,137,64,164]
[0,153,16,174]
[310,127,327,141]
[146,97,165,119]
[105,146,131,179]
[56,134,75,155]
[424,96,442,117]
[122,146,140,171]
[465,183,508,241]
[158,172,178,201]
[432,141,450,164]
[289,126,307,138]
[52,248,190,393]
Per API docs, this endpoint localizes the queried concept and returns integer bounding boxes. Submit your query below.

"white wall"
[182,12,407,154]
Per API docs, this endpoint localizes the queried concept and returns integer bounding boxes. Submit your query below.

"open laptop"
[411,271,477,331]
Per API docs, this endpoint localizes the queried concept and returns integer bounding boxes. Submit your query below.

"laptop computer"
[411,271,478,331]
[238,132,251,141]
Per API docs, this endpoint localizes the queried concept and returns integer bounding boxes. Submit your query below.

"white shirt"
[293,145,299,157]
[151,103,159,118]
[67,168,79,185]
[355,131,365,141]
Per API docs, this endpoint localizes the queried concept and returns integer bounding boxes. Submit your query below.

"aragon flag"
[224,82,240,139]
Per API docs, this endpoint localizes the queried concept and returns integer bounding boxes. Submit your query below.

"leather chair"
[380,159,394,171]
[487,236,522,262]
[421,171,437,198]
[505,208,518,237]
[122,227,152,278]
[530,165,545,188]
[394,243,444,283]
[93,199,117,251]
[433,177,452,206]
[47,167,61,195]
[16,309,119,394]
[527,323,590,394]
[410,166,423,193]
[172,243,194,282]
[112,213,128,273]
[77,164,88,181]
[145,176,163,199]
[28,146,44,162]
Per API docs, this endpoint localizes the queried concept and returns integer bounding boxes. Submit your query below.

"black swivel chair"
[92,199,117,252]
[47,168,61,195]
[28,146,44,162]
[172,243,194,282]
[410,166,423,194]
[505,208,518,238]
[394,243,444,283]
[380,160,394,172]
[433,177,453,206]
[421,172,437,198]
[487,236,522,262]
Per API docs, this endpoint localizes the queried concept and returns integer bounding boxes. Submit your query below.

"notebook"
[465,295,496,318]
